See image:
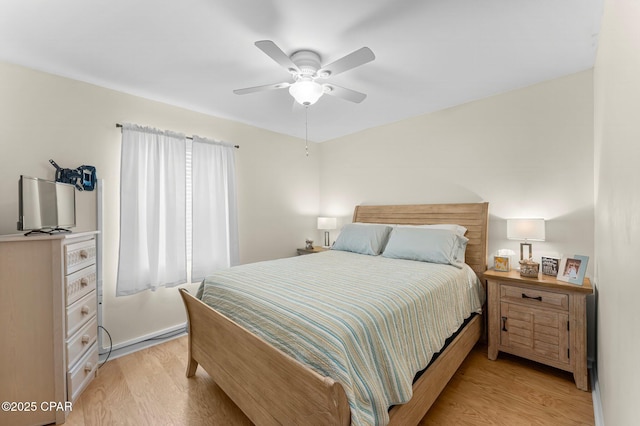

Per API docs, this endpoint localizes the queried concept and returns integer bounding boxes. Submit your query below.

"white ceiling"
[0,0,603,142]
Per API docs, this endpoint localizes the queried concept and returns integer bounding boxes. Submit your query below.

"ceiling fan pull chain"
[305,106,309,157]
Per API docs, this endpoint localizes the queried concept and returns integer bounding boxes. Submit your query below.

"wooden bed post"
[181,289,199,378]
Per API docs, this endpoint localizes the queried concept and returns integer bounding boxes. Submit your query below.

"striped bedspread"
[197,250,485,426]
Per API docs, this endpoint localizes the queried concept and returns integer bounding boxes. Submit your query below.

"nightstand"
[483,269,593,391]
[296,247,329,255]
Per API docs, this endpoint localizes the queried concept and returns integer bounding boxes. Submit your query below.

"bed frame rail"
[387,314,482,424]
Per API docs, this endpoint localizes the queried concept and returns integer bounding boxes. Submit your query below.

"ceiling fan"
[234,40,375,106]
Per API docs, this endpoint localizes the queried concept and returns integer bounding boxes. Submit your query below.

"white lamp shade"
[317,217,337,230]
[289,79,324,105]
[507,218,545,241]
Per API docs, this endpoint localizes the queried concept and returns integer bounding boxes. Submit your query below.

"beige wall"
[0,58,601,373]
[594,0,640,424]
[319,71,595,276]
[0,61,319,347]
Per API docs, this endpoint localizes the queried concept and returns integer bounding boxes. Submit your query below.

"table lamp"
[507,218,545,260]
[317,217,337,248]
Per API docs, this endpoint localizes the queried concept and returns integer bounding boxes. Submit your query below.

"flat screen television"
[18,175,76,234]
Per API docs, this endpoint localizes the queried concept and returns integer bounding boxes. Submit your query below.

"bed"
[179,202,489,425]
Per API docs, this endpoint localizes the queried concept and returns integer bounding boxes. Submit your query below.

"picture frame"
[558,255,589,285]
[541,256,560,277]
[494,255,510,272]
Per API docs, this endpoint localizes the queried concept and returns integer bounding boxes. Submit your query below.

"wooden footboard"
[180,289,482,426]
[179,288,351,426]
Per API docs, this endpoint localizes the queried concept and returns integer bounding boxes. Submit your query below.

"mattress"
[197,249,485,425]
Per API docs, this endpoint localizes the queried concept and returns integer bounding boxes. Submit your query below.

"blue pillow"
[382,227,468,267]
[331,223,392,256]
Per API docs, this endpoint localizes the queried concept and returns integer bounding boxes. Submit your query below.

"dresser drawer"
[66,264,96,306]
[67,290,97,338]
[67,342,98,402]
[65,239,96,274]
[500,284,568,311]
[67,316,97,369]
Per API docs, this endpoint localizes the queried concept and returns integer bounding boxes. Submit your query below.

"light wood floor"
[66,336,594,425]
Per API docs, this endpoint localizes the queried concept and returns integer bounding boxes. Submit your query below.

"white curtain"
[116,124,187,296]
[191,135,239,282]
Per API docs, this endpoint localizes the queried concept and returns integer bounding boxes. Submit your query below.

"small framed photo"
[541,256,560,277]
[494,255,510,272]
[558,255,589,285]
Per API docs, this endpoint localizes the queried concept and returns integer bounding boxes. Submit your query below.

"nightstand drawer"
[501,284,568,311]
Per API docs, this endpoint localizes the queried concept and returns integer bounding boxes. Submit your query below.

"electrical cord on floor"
[96,325,186,368]
[98,325,112,368]
[95,324,187,369]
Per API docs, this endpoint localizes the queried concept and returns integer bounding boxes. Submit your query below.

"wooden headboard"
[352,203,489,278]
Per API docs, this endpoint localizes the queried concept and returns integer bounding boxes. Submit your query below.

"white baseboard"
[99,323,187,362]
[591,366,605,426]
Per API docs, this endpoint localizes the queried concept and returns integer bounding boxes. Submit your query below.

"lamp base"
[323,231,330,248]
[519,242,532,261]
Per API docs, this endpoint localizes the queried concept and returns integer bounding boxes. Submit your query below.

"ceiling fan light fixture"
[289,79,324,106]
[235,41,374,105]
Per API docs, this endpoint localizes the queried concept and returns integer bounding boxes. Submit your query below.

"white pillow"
[331,223,393,256]
[382,227,468,267]
[355,223,467,237]
[396,223,467,236]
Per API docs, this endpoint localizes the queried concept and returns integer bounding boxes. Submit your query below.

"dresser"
[484,269,592,391]
[0,231,99,425]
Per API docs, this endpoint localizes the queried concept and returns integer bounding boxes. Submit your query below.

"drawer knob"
[82,334,91,344]
[81,306,90,315]
[501,316,508,332]
[84,362,93,372]
[80,277,89,286]
[79,249,89,259]
[521,293,542,301]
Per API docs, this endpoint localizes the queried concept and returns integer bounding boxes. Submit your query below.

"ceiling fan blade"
[233,82,290,95]
[255,40,300,74]
[323,84,367,103]
[318,47,375,77]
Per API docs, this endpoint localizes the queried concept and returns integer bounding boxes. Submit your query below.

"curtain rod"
[115,124,239,148]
